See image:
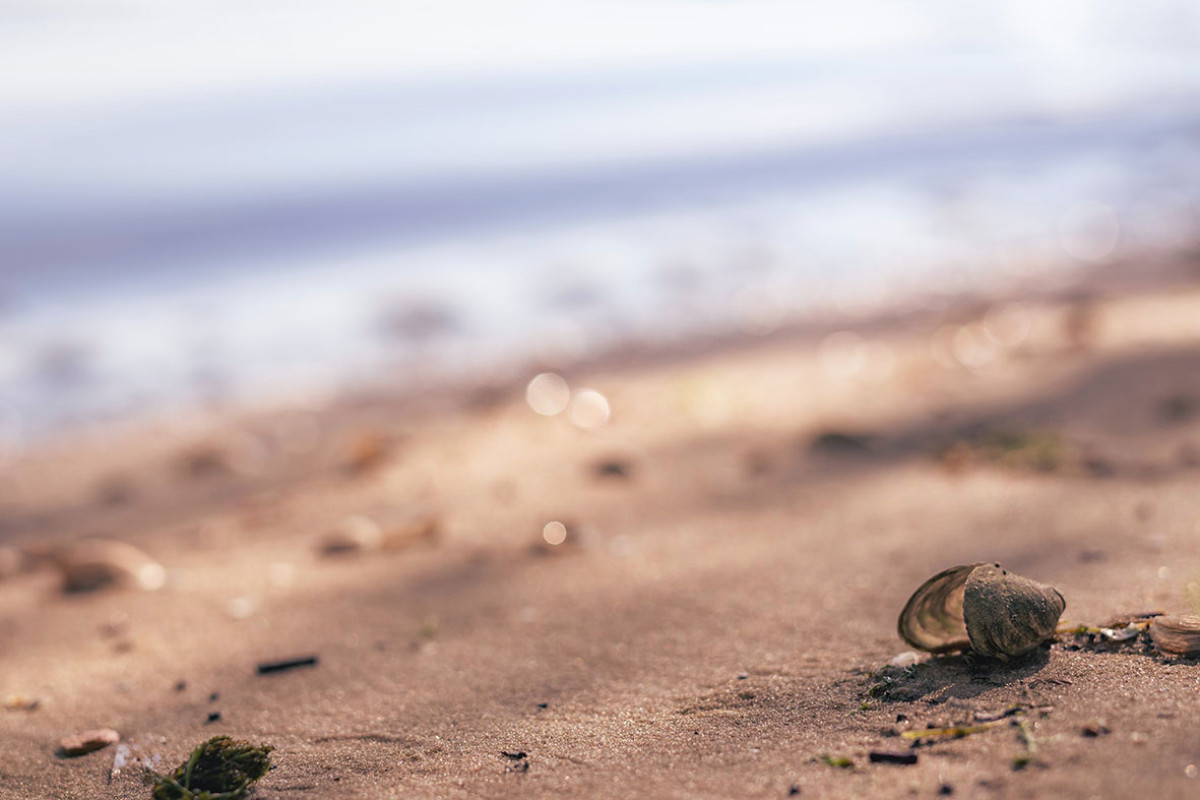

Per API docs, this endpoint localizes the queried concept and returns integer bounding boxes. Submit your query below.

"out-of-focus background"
[2,0,1199,445]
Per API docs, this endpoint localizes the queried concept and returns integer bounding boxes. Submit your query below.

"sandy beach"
[3,269,1200,799]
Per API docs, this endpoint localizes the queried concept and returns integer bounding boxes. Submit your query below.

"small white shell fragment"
[1099,625,1142,642]
[889,651,922,668]
[110,743,131,779]
[52,539,165,593]
[59,728,120,757]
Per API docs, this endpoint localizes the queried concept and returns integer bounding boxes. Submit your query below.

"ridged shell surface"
[962,564,1065,659]
[1149,614,1200,656]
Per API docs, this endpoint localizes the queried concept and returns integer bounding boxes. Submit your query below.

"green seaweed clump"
[150,736,273,800]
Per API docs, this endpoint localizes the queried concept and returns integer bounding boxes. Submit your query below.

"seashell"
[51,539,166,593]
[897,564,978,654]
[961,564,1065,660]
[1149,614,1200,656]
[898,563,1065,660]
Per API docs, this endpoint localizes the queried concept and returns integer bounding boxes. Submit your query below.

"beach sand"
[3,274,1200,799]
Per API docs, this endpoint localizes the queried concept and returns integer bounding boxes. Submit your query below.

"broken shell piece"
[59,728,120,757]
[962,564,1065,660]
[898,563,1065,659]
[1149,614,1200,656]
[318,514,440,557]
[52,539,166,593]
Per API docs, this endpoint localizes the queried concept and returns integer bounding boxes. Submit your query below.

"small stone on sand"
[59,728,119,757]
[52,539,166,593]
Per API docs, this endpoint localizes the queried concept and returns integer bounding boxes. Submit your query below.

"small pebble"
[205,711,222,724]
[938,783,954,796]
[319,515,384,556]
[889,651,921,668]
[59,728,120,757]
[52,539,165,593]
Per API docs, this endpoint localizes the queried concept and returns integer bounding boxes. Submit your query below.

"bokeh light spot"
[568,389,610,429]
[525,372,571,416]
[542,520,568,546]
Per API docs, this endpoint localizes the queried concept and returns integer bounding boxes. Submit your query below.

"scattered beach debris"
[341,429,394,475]
[1148,614,1200,656]
[888,651,921,668]
[256,655,318,675]
[4,694,39,712]
[319,514,383,555]
[899,563,1064,659]
[901,721,1006,742]
[179,445,231,478]
[50,538,166,593]
[1012,718,1038,770]
[816,754,854,769]
[59,728,120,757]
[500,750,530,773]
[591,458,633,479]
[868,750,918,765]
[1081,722,1111,738]
[149,735,273,800]
[318,514,440,557]
[939,429,1070,474]
[205,712,222,725]
[808,430,876,457]
[973,706,1026,723]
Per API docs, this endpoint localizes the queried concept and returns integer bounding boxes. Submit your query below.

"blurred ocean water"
[1,0,1199,443]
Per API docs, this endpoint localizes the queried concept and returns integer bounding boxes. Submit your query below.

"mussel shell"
[1149,614,1200,656]
[962,564,1065,660]
[897,563,981,654]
